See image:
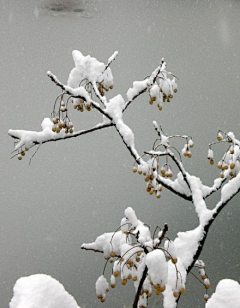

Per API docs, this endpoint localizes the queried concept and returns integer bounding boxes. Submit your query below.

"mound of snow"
[206,279,240,308]
[9,274,80,308]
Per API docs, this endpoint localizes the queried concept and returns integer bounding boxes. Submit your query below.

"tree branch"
[133,266,148,308]
[8,122,113,151]
[47,71,112,120]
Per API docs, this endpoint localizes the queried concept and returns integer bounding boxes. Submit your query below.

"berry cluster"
[208,130,240,180]
[72,98,92,112]
[132,125,194,197]
[194,260,211,302]
[95,223,185,307]
[133,157,163,199]
[17,147,29,160]
[148,73,178,111]
[51,94,74,135]
[51,115,74,134]
[97,81,113,97]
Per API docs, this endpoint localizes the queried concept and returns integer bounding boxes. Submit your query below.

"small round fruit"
[155,288,161,295]
[113,271,120,277]
[121,279,127,285]
[110,251,116,258]
[111,283,115,288]
[180,288,186,294]
[132,166,137,173]
[209,158,214,165]
[204,294,209,302]
[18,154,22,160]
[133,276,138,281]
[230,163,235,169]
[173,291,179,298]
[158,104,163,111]
[21,151,25,156]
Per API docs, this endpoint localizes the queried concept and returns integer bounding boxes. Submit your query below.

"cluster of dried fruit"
[148,75,178,111]
[51,116,74,134]
[97,81,113,97]
[132,159,163,199]
[208,131,240,180]
[72,98,92,112]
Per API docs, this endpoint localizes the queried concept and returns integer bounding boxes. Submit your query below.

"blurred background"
[0,0,240,307]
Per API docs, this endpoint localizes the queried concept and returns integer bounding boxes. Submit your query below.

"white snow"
[68,50,105,85]
[187,174,213,225]
[220,172,240,203]
[145,250,168,286]
[174,226,203,269]
[8,118,57,151]
[105,95,138,157]
[107,51,118,65]
[81,230,123,258]
[9,274,80,308]
[95,275,109,299]
[126,80,149,101]
[206,279,240,308]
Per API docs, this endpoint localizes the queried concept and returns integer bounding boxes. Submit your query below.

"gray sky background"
[1,0,240,307]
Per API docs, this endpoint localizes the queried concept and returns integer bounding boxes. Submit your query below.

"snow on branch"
[124,58,178,112]
[131,122,194,201]
[8,121,113,158]
[81,207,215,308]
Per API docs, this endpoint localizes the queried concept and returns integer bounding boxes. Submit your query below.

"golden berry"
[230,163,235,169]
[113,271,120,277]
[121,279,127,285]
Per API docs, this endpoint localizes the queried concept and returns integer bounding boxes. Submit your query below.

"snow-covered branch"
[8,50,240,308]
[8,120,113,155]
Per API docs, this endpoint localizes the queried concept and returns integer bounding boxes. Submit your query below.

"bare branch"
[81,246,103,254]
[133,266,148,308]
